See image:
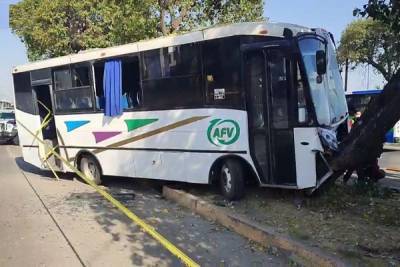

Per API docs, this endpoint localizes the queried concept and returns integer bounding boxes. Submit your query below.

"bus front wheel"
[79,155,102,185]
[220,158,244,201]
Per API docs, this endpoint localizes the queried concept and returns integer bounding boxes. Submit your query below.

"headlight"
[6,124,16,132]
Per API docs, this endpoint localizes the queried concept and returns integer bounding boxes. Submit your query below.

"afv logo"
[207,119,240,146]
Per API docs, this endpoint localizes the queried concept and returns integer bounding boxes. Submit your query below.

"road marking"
[17,119,200,267]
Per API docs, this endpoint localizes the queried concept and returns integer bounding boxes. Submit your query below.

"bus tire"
[220,158,244,201]
[79,155,102,185]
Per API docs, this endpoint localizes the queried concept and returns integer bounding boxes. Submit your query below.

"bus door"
[245,47,296,186]
[33,84,61,170]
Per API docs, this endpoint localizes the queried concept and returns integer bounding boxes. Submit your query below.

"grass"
[191,179,400,266]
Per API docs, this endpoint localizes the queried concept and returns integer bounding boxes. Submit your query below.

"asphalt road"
[0,145,289,267]
[379,150,400,170]
[379,150,400,190]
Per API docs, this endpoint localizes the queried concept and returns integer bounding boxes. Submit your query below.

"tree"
[354,0,400,36]
[156,0,263,35]
[330,1,400,182]
[9,0,264,61]
[337,19,400,82]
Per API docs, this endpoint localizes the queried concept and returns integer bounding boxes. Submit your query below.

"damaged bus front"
[244,28,348,192]
[297,31,349,187]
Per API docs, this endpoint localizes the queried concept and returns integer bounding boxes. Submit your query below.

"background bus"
[346,90,400,143]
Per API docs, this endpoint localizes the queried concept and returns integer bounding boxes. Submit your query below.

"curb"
[383,143,400,151]
[163,186,347,267]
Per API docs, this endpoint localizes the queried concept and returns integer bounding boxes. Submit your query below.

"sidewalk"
[0,146,82,267]
[2,145,288,266]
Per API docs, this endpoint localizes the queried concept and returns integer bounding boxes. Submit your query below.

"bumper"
[0,131,17,141]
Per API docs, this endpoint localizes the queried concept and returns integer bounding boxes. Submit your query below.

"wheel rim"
[222,166,232,193]
[82,158,99,182]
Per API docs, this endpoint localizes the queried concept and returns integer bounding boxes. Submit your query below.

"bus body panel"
[53,109,255,184]
[293,128,323,189]
[15,110,44,169]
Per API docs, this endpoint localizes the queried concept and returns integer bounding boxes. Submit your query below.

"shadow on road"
[12,151,289,266]
[14,156,75,181]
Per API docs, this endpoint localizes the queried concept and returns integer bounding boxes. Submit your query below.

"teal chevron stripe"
[65,120,90,132]
[124,119,158,132]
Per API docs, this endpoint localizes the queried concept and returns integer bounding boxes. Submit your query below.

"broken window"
[94,56,141,111]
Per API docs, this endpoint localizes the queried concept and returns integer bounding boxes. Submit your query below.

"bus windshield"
[298,34,348,127]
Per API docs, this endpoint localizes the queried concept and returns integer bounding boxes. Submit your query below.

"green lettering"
[213,128,220,138]
[227,127,234,138]
[221,128,228,137]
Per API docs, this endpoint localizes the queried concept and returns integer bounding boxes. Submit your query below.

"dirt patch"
[186,179,400,266]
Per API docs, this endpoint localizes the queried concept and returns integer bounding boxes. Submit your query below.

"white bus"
[12,22,348,200]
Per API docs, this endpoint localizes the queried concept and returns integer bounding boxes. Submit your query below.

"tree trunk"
[330,69,400,171]
[160,7,168,36]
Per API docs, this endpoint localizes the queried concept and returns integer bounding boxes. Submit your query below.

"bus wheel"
[80,155,102,185]
[220,158,244,201]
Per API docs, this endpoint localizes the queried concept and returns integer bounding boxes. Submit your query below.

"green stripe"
[124,119,158,132]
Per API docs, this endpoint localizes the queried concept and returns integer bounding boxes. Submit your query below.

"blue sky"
[0,0,384,102]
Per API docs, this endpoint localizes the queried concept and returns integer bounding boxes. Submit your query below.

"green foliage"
[9,0,264,61]
[337,19,400,81]
[354,0,400,35]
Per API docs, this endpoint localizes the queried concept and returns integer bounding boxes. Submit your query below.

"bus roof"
[13,21,311,74]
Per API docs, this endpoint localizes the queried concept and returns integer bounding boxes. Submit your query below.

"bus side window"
[203,37,243,108]
[94,56,141,111]
[53,65,94,112]
[14,72,36,115]
[268,50,289,129]
[296,61,308,124]
[141,43,203,109]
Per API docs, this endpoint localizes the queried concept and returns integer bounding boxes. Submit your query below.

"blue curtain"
[104,60,122,117]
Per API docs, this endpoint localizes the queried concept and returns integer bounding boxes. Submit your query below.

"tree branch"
[170,1,196,33]
[158,0,169,35]
[367,56,391,81]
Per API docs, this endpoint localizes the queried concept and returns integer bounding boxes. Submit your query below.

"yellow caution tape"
[17,116,200,267]
[29,100,53,147]
[41,144,60,180]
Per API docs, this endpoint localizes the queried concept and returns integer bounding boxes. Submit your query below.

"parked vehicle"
[13,22,348,200]
[0,110,18,144]
[346,90,400,143]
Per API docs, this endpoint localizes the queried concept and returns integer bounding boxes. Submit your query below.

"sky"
[0,0,385,103]
[264,0,385,92]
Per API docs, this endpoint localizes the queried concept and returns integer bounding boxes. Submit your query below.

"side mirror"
[316,50,327,75]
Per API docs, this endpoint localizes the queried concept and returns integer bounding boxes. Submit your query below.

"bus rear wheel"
[79,155,102,185]
[220,158,244,201]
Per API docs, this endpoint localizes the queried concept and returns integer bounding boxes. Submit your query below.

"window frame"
[203,36,245,109]
[13,72,37,115]
[140,43,205,110]
[52,63,96,115]
[92,54,143,112]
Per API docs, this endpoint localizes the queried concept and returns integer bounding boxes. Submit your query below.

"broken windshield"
[298,34,348,127]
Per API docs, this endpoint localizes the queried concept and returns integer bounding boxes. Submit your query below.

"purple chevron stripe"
[92,131,122,143]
